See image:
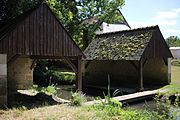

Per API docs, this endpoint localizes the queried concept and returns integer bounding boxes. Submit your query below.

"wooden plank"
[84,90,159,106]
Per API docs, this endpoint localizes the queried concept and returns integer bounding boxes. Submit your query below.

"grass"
[0,103,168,120]
[171,65,180,84]
[157,65,180,97]
[0,62,180,120]
[0,104,96,120]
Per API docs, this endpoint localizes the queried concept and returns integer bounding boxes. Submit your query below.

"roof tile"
[84,26,156,60]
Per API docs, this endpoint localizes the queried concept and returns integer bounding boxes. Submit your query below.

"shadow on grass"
[8,92,60,109]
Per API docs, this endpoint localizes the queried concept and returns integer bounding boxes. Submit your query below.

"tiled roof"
[84,26,158,60]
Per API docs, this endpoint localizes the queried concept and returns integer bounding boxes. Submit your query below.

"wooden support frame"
[85,61,91,68]
[77,56,83,91]
[143,58,147,67]
[138,59,144,91]
[129,61,138,71]
[63,57,78,73]
[30,59,37,70]
[7,54,20,64]
[163,57,168,65]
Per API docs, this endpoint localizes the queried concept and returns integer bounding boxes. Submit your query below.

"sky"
[121,0,180,38]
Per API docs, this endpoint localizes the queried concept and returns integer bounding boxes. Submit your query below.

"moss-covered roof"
[84,26,157,60]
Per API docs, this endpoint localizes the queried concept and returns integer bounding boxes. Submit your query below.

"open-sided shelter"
[84,25,172,93]
[0,1,84,104]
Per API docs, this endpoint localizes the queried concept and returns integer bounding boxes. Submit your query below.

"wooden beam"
[63,57,78,73]
[7,54,19,64]
[85,61,91,68]
[30,59,37,70]
[139,59,144,91]
[77,56,83,91]
[163,58,168,65]
[143,58,147,67]
[129,61,138,71]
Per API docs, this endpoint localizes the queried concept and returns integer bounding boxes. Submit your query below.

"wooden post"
[77,56,82,91]
[168,58,171,84]
[139,59,144,91]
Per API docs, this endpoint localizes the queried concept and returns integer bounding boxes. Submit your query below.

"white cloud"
[159,20,176,26]
[172,8,180,13]
[129,21,155,28]
[165,29,180,33]
[126,21,180,38]
[129,20,176,28]
[152,8,180,26]
[162,28,180,38]
[152,11,178,21]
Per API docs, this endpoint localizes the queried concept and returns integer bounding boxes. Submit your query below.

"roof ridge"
[96,25,158,36]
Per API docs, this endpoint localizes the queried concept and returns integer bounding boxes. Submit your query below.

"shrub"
[154,92,180,119]
[30,84,57,96]
[47,70,76,84]
[70,91,86,106]
[171,59,180,66]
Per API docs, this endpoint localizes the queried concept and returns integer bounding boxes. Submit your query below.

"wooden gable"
[0,3,83,60]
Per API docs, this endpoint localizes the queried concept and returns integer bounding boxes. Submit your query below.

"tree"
[0,0,39,26]
[166,36,180,47]
[48,0,125,49]
[0,0,125,49]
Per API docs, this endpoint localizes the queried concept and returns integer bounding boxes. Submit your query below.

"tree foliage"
[0,0,125,49]
[166,36,180,47]
[0,0,39,25]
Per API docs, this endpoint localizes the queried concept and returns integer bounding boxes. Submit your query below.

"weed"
[46,116,57,120]
[13,106,27,118]
[14,110,22,117]
[30,84,57,96]
[70,91,86,106]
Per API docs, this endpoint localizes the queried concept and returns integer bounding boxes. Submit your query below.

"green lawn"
[171,65,180,84]
[158,65,180,96]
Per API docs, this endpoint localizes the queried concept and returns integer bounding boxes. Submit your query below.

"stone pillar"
[168,58,171,84]
[8,57,33,92]
[0,54,7,107]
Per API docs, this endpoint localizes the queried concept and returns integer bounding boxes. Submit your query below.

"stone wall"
[8,57,33,92]
[0,54,7,107]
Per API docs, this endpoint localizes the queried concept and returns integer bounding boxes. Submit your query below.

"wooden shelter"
[84,25,172,93]
[0,2,84,91]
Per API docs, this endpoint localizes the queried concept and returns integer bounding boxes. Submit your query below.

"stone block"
[8,57,33,92]
[0,54,7,64]
[26,74,33,81]
[0,64,7,75]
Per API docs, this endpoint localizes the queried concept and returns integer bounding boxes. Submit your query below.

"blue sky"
[121,0,180,38]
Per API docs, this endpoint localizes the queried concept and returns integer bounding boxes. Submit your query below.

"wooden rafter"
[63,57,78,73]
